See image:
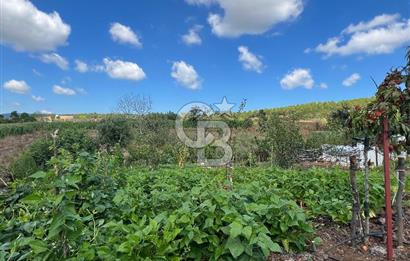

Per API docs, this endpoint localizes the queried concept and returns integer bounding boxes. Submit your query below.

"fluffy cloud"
[109,22,142,48]
[39,53,69,70]
[182,25,203,46]
[32,95,45,102]
[3,80,30,94]
[0,0,70,52]
[314,14,410,57]
[187,0,303,37]
[103,58,146,81]
[171,61,201,90]
[238,46,264,73]
[53,85,76,96]
[40,110,52,114]
[280,68,314,90]
[70,58,146,82]
[75,60,89,73]
[342,73,360,86]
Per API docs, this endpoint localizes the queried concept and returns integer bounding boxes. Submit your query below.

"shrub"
[10,152,38,179]
[57,128,96,154]
[28,138,53,169]
[97,118,132,148]
[232,131,258,166]
[263,114,304,168]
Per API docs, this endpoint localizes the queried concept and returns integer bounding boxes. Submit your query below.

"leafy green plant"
[97,118,132,148]
[9,152,38,180]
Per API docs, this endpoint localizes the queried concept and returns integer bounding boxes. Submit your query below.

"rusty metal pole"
[383,116,394,260]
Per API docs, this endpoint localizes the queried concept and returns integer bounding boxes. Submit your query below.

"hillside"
[242,97,373,120]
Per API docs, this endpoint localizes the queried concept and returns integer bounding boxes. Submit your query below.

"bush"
[263,114,304,168]
[97,118,132,148]
[10,152,38,179]
[57,128,96,154]
[28,138,53,169]
[232,131,258,166]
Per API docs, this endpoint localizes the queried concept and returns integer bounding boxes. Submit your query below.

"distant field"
[240,97,372,120]
[0,121,97,139]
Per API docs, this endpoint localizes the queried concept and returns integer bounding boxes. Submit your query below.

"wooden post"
[395,155,406,246]
[349,155,361,246]
[363,137,370,243]
[382,117,394,260]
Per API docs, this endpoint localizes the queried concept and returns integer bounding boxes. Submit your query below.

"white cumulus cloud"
[182,25,203,45]
[187,0,303,37]
[40,110,52,114]
[109,22,142,48]
[342,73,360,86]
[314,14,410,57]
[280,68,314,90]
[171,61,201,90]
[103,58,146,81]
[75,60,89,73]
[0,0,71,52]
[39,53,69,70]
[32,95,45,102]
[53,85,76,96]
[3,80,30,94]
[238,46,264,73]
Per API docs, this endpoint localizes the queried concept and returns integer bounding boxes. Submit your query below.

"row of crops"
[0,121,97,139]
[0,149,387,260]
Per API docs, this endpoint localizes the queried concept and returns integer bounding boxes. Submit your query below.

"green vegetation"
[0,148,387,260]
[0,121,97,139]
[97,118,132,148]
[0,111,36,124]
[241,98,372,120]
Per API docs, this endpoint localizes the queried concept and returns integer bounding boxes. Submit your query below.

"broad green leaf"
[229,221,243,238]
[21,194,42,205]
[242,226,252,240]
[48,214,65,239]
[29,240,48,254]
[225,237,244,258]
[29,171,47,179]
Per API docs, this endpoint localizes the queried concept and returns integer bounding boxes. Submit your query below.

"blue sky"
[1,0,410,114]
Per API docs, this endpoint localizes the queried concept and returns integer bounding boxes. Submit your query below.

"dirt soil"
[0,132,44,185]
[271,208,410,260]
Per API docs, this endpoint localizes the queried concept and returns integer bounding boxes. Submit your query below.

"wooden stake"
[395,155,406,246]
[363,137,370,243]
[382,116,394,260]
[349,155,362,246]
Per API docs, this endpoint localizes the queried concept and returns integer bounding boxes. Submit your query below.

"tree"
[263,113,304,168]
[116,94,152,116]
[116,94,152,134]
[10,111,19,122]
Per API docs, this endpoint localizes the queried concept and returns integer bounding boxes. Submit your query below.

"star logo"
[214,96,235,114]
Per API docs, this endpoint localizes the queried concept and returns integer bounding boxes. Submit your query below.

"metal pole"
[383,116,394,260]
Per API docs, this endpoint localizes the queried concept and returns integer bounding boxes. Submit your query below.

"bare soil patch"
[271,207,410,260]
[0,132,44,185]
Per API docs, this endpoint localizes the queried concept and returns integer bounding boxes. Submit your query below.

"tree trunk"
[395,155,406,246]
[350,155,362,246]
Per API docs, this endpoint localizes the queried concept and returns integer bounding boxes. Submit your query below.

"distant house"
[55,115,75,122]
[35,115,53,122]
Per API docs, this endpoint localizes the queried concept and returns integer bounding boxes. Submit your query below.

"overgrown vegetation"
[0,111,36,124]
[0,148,387,260]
